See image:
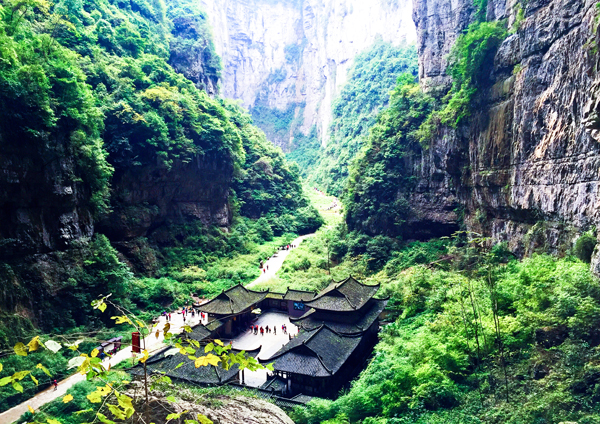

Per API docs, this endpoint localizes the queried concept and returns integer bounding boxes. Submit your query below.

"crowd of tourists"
[161,307,207,324]
[259,243,298,273]
[249,323,296,340]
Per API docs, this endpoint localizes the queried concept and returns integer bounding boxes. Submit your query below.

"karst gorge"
[2,0,600,423]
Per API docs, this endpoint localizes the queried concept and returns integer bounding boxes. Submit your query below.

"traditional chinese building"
[263,276,387,397]
[198,284,268,337]
[260,288,318,318]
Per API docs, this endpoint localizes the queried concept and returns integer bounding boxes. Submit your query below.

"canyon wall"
[200,0,417,149]
[407,0,600,265]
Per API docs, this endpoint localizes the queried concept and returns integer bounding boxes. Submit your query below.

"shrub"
[574,232,597,263]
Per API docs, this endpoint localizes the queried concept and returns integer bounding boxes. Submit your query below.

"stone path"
[247,234,313,288]
[1,234,312,423]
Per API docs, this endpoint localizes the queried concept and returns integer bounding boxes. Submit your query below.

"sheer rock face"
[407,0,600,264]
[200,0,416,149]
[0,133,95,258]
[97,154,233,242]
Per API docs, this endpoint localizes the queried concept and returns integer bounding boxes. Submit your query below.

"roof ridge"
[301,326,324,345]
[341,291,357,310]
[298,328,334,375]
[312,348,333,375]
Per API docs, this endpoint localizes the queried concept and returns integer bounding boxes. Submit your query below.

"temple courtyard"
[230,311,298,387]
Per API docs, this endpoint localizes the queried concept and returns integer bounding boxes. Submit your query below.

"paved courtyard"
[231,311,298,387]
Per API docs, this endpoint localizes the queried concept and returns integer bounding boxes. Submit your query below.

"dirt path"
[246,234,313,288]
[0,312,203,424]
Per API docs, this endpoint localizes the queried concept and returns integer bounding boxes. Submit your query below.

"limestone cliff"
[407,0,600,265]
[200,0,417,149]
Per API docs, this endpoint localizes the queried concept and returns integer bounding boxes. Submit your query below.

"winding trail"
[0,235,311,423]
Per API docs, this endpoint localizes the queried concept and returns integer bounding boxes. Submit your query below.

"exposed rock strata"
[409,0,600,263]
[0,134,94,258]
[200,0,416,149]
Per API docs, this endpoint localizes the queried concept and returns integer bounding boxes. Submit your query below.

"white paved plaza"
[231,311,298,387]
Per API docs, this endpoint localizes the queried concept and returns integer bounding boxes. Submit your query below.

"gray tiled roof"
[283,288,317,302]
[205,319,225,332]
[304,276,380,312]
[187,324,212,342]
[292,298,388,333]
[291,394,315,404]
[263,326,363,377]
[260,376,287,393]
[132,346,260,385]
[199,284,268,316]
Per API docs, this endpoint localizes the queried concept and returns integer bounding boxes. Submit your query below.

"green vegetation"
[15,371,131,424]
[281,229,600,424]
[250,101,303,148]
[574,231,597,263]
[308,41,418,196]
[286,125,322,178]
[168,0,222,89]
[440,20,508,127]
[345,74,436,237]
[0,0,320,351]
[230,101,323,234]
[344,21,508,238]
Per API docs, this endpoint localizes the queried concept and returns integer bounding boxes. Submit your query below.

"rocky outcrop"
[127,386,295,424]
[406,0,600,261]
[169,14,220,95]
[200,0,416,149]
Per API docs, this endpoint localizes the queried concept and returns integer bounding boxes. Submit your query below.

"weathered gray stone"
[407,0,600,266]
[200,0,417,149]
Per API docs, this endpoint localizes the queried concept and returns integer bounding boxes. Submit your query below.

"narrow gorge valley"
[2,0,600,423]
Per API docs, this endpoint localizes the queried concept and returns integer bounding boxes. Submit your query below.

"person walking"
[260,327,264,336]
[52,380,58,391]
[274,326,276,335]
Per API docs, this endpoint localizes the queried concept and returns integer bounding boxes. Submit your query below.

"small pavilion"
[199,284,268,337]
